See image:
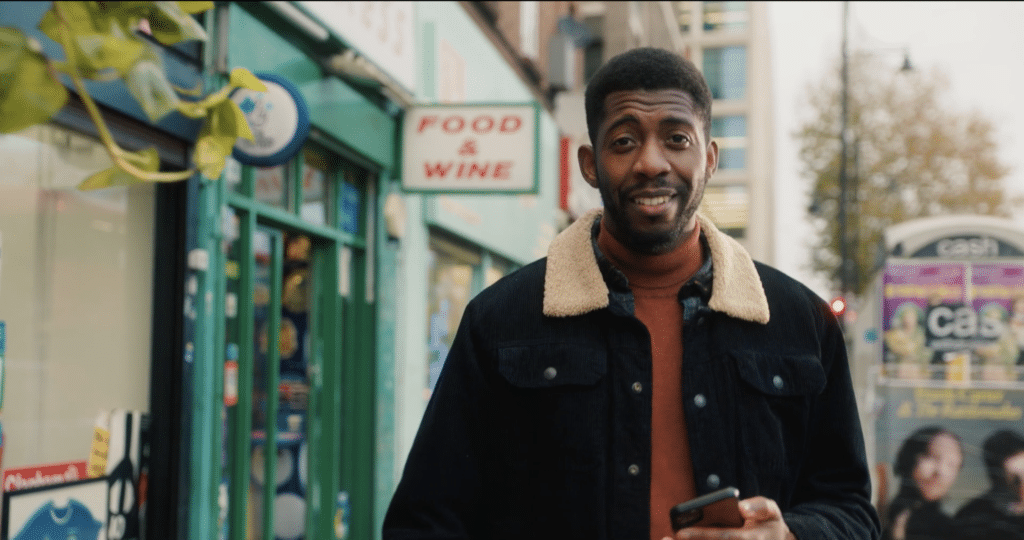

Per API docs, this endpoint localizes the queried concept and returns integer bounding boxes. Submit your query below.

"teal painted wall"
[228,6,396,169]
[415,3,561,266]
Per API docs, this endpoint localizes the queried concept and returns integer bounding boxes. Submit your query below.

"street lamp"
[837,1,913,326]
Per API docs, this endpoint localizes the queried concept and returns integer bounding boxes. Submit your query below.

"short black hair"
[893,426,962,479]
[584,47,713,146]
[982,430,1024,486]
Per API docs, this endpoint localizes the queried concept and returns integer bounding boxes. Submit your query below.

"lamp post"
[836,1,913,328]
[838,1,851,314]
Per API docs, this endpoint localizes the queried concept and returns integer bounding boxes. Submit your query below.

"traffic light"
[830,296,848,318]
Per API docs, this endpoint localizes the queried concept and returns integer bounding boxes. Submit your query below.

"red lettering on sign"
[493,161,513,179]
[421,161,515,180]
[471,116,495,133]
[499,116,522,133]
[417,116,438,133]
[424,162,454,178]
[442,117,465,133]
[416,115,524,135]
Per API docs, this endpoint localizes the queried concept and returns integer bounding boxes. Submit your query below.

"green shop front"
[186,4,405,540]
[0,2,401,539]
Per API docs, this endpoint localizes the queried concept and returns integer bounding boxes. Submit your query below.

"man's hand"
[663,497,797,540]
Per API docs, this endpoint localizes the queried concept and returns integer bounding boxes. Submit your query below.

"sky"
[767,1,1024,300]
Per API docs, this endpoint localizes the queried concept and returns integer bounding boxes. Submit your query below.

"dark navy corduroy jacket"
[384,210,880,540]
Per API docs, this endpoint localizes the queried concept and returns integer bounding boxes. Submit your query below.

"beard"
[597,169,709,255]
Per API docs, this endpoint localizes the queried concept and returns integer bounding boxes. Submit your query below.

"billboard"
[881,261,1024,383]
[876,257,1024,538]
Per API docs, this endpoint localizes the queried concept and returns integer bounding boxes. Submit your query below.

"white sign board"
[402,104,539,193]
[299,1,415,93]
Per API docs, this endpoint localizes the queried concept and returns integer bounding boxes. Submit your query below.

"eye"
[668,133,691,146]
[610,135,636,149]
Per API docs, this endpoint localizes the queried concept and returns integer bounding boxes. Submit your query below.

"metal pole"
[838,1,850,312]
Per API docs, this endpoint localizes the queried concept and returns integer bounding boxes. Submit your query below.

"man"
[954,430,1024,539]
[383,47,879,540]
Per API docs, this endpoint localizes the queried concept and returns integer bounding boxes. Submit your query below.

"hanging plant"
[0,1,266,189]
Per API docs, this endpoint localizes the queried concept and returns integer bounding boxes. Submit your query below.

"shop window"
[222,141,373,540]
[426,235,515,393]
[0,123,154,469]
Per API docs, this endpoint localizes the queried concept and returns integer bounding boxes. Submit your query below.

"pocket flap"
[734,352,826,396]
[497,343,607,388]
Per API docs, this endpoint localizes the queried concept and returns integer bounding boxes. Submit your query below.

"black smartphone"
[669,487,743,532]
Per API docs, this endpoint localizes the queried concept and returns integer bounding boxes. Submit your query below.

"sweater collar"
[543,208,770,324]
[596,216,704,291]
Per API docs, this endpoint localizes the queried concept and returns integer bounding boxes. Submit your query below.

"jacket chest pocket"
[493,343,608,472]
[732,353,825,491]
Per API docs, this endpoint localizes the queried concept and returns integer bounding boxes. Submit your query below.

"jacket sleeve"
[382,299,489,540]
[782,305,882,540]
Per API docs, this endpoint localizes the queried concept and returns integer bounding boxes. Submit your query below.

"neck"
[597,218,703,290]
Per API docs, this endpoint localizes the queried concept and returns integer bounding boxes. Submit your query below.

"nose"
[634,138,671,179]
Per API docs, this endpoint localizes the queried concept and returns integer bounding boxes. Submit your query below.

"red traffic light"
[830,296,848,317]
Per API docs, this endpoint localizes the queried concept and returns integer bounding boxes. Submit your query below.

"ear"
[578,144,598,188]
[705,139,719,178]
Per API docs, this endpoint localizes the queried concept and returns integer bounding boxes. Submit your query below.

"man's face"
[579,89,718,255]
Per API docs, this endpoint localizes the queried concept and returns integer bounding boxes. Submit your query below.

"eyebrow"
[605,114,698,135]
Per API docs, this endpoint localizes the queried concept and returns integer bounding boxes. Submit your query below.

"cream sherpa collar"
[543,208,770,324]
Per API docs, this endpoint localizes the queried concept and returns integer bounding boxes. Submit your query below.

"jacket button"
[632,382,643,393]
[773,375,784,389]
[544,367,557,380]
[707,474,720,488]
[693,394,706,408]
[628,464,640,476]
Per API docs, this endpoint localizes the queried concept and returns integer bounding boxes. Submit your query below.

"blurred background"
[1,2,1023,539]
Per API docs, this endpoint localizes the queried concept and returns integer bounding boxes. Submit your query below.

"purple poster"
[882,263,966,380]
[970,263,1024,382]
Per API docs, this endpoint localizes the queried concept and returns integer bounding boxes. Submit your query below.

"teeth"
[634,196,670,206]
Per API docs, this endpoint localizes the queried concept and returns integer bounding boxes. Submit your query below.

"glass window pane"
[254,165,289,210]
[301,160,329,226]
[0,124,153,469]
[703,1,748,32]
[703,46,747,100]
[338,167,366,236]
[712,116,747,171]
[426,237,479,395]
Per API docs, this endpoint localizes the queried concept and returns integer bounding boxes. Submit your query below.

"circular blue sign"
[231,72,310,167]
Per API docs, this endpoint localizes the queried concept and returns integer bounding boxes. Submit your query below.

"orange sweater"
[597,220,703,540]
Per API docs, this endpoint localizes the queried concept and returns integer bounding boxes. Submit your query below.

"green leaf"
[77,165,144,190]
[124,58,181,121]
[147,1,208,45]
[193,134,235,179]
[176,1,214,15]
[0,27,26,75]
[203,99,252,141]
[230,67,267,92]
[73,32,149,76]
[0,48,68,133]
[38,2,98,44]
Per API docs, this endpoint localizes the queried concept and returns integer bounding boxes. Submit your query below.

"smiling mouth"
[632,195,673,206]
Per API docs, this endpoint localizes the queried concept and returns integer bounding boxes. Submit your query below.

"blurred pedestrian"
[882,427,964,540]
[954,429,1024,539]
[382,46,878,540]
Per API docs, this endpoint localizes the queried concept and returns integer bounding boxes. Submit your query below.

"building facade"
[0,2,564,539]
